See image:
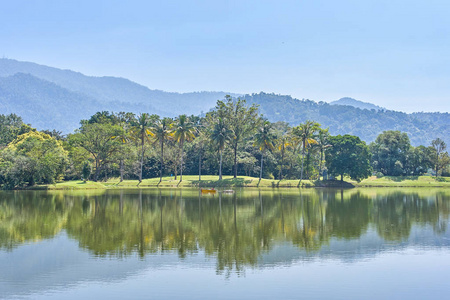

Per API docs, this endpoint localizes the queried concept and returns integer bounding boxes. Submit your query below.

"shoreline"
[14,175,450,190]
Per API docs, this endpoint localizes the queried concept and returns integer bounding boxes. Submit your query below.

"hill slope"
[0,58,232,117]
[244,92,449,146]
[330,97,385,111]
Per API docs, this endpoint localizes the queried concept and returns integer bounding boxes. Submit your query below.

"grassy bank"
[30,175,450,190]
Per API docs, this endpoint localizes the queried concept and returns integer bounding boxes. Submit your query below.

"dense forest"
[0,97,448,189]
[1,58,449,147]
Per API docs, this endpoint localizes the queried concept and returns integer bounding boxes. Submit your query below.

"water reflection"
[1,189,449,272]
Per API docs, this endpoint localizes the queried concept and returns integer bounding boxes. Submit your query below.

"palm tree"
[112,126,131,182]
[131,113,154,184]
[253,121,275,182]
[276,131,292,180]
[152,117,173,183]
[293,121,319,187]
[315,128,332,180]
[431,138,447,177]
[172,115,196,182]
[210,117,232,180]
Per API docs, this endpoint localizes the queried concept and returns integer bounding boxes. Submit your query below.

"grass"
[37,180,108,190]
[24,175,450,190]
[105,175,315,188]
[353,175,450,187]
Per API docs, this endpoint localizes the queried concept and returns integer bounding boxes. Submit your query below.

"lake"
[1,188,450,299]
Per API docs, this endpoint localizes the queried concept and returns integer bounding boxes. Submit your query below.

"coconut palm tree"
[172,115,196,182]
[210,117,232,180]
[131,113,154,184]
[293,121,319,186]
[152,117,173,183]
[315,128,332,180]
[253,121,275,182]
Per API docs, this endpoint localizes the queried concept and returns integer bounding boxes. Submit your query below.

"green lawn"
[28,175,450,190]
[353,175,450,187]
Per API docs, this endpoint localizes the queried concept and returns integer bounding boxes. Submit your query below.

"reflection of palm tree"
[172,115,196,182]
[293,121,319,186]
[152,118,173,183]
[253,121,275,182]
[210,117,232,180]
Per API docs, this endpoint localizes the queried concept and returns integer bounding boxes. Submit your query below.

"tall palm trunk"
[159,140,164,183]
[259,150,264,181]
[219,149,223,180]
[233,144,238,178]
[199,148,202,181]
[139,139,145,184]
[179,140,184,182]
[298,148,305,187]
[279,147,285,180]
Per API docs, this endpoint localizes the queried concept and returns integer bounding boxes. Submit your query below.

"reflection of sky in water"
[2,223,450,300]
[1,189,450,299]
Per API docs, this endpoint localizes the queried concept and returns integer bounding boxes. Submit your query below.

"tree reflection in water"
[0,188,449,274]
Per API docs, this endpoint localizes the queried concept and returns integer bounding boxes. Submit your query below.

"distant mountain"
[244,92,449,147]
[330,97,385,111]
[0,58,448,146]
[0,58,233,120]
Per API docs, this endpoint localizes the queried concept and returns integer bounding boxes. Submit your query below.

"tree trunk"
[199,148,202,181]
[120,159,124,182]
[94,157,100,182]
[298,149,305,187]
[219,149,223,180]
[139,139,144,183]
[341,174,344,182]
[234,144,238,178]
[319,149,323,180]
[160,140,164,183]
[180,140,184,182]
[259,150,264,181]
[280,148,284,180]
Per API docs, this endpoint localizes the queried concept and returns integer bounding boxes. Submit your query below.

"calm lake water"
[1,188,450,299]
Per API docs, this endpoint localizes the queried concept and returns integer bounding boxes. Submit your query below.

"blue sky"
[1,0,449,112]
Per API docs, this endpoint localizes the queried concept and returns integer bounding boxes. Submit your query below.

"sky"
[1,0,449,112]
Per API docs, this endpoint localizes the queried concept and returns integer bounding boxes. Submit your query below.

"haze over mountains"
[0,58,448,146]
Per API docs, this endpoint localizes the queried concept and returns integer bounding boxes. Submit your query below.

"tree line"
[0,96,449,188]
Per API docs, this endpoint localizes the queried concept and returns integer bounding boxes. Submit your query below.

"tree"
[0,131,68,188]
[314,128,332,180]
[130,113,155,183]
[210,117,232,180]
[431,138,447,177]
[172,115,196,182]
[292,121,320,186]
[70,122,124,181]
[253,121,275,181]
[82,161,91,182]
[152,117,173,183]
[214,96,259,178]
[370,131,411,176]
[325,135,372,182]
[276,131,292,180]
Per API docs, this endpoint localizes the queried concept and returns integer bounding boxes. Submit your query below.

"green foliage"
[82,161,91,182]
[326,134,372,182]
[0,131,68,188]
[370,131,411,176]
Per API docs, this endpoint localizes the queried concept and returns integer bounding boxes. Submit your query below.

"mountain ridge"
[0,58,448,146]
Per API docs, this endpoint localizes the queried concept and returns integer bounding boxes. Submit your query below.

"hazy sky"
[1,0,449,112]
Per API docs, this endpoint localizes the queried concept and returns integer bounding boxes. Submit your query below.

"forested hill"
[0,58,448,146]
[244,93,449,147]
[0,58,231,119]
